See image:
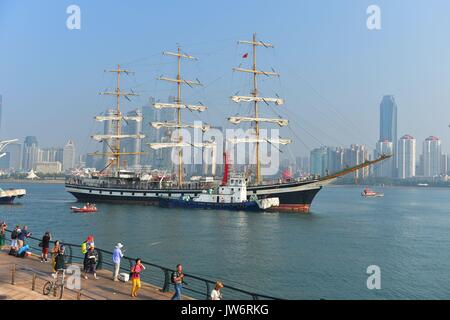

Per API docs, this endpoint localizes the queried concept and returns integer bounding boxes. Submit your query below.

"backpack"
[81,242,87,254]
[11,230,18,239]
[171,271,177,284]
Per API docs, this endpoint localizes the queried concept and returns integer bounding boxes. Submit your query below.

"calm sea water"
[1,182,450,299]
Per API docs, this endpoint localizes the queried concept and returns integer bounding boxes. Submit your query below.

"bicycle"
[43,269,66,299]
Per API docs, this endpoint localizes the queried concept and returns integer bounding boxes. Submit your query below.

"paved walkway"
[0,249,190,300]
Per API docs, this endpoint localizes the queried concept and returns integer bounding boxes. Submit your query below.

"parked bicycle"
[43,269,65,299]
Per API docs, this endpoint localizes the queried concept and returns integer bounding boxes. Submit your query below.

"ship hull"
[65,179,323,213]
[158,197,263,211]
[0,196,16,204]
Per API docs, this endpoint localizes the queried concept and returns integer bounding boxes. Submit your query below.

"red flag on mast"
[242,53,248,58]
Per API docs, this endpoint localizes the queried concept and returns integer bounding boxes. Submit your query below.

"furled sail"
[228,116,288,126]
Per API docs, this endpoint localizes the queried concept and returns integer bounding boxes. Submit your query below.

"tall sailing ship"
[65,34,390,213]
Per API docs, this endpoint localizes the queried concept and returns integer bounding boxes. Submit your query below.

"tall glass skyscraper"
[398,134,416,179]
[22,136,39,171]
[423,136,441,177]
[379,95,398,177]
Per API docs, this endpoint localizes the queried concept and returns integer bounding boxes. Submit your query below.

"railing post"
[205,281,211,300]
[11,264,16,285]
[66,244,73,264]
[162,269,171,292]
[32,273,36,291]
[97,249,103,270]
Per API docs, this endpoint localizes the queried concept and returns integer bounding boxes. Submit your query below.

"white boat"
[0,188,26,204]
[158,175,279,211]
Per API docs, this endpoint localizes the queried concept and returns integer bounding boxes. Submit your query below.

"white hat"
[116,243,123,249]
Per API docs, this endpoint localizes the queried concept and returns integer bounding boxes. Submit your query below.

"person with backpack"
[171,264,185,300]
[130,258,145,298]
[10,225,20,249]
[84,245,99,280]
[81,235,94,254]
[40,231,51,262]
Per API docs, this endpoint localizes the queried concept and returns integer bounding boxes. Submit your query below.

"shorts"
[42,247,49,255]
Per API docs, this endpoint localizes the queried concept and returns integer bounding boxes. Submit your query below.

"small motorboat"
[361,188,384,198]
[71,204,98,213]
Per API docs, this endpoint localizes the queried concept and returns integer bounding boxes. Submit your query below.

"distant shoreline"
[0,179,65,184]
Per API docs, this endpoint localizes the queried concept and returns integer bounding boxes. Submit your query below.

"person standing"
[55,245,66,274]
[84,245,99,280]
[112,243,124,281]
[18,225,31,248]
[171,264,185,300]
[41,232,51,262]
[130,258,145,298]
[210,281,224,300]
[10,225,20,249]
[51,240,61,277]
[0,222,7,250]
[81,235,94,255]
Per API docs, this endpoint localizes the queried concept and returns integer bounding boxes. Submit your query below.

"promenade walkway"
[0,249,188,300]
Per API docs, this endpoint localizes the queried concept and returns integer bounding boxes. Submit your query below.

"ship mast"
[149,47,214,185]
[230,33,291,184]
[91,65,145,174]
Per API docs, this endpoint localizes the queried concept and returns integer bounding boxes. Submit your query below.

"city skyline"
[1,1,450,157]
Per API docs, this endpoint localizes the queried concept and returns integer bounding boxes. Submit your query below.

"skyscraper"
[374,140,394,177]
[327,147,344,174]
[102,108,119,167]
[123,108,143,168]
[141,97,155,166]
[310,147,328,176]
[379,95,398,177]
[22,136,39,171]
[422,136,441,177]
[343,144,369,179]
[0,142,21,171]
[63,140,76,171]
[397,134,416,179]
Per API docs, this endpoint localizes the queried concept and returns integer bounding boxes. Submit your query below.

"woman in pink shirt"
[130,258,145,297]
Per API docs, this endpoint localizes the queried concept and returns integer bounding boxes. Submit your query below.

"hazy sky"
[1,0,450,158]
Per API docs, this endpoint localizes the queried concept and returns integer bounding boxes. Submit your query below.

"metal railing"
[3,229,282,300]
[9,263,96,300]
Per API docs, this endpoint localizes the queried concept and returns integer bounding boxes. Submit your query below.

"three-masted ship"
[65,34,390,213]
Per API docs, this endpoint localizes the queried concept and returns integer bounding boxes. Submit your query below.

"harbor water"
[1,182,450,299]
